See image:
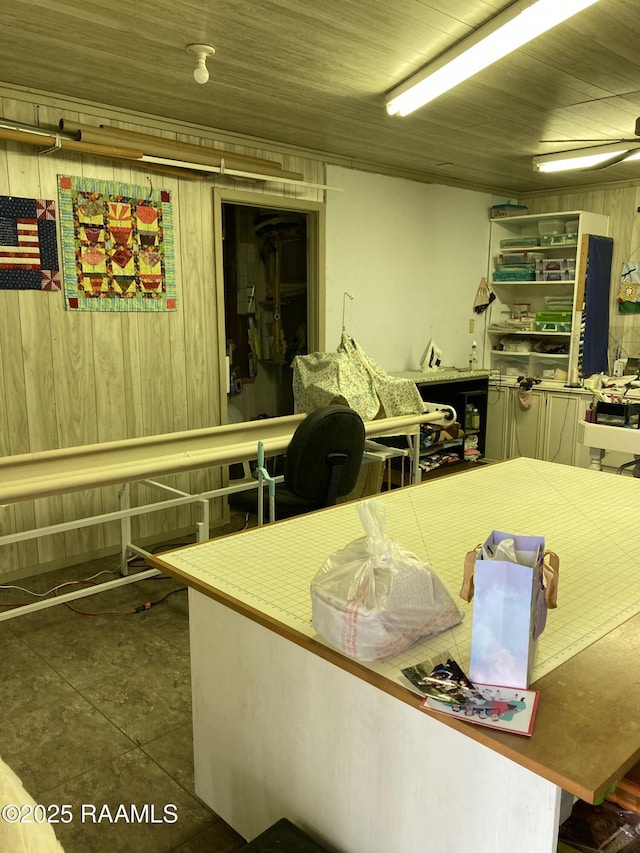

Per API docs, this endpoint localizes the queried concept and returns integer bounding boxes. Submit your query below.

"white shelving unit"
[484,210,609,382]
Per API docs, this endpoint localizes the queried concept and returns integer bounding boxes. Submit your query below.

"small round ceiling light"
[186,43,216,85]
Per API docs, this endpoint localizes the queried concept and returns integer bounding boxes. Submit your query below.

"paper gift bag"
[460,531,558,689]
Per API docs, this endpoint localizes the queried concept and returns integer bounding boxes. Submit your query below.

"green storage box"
[499,236,541,248]
[535,311,572,323]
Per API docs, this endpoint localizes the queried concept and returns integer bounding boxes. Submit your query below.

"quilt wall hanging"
[57,175,176,311]
[0,195,60,291]
[617,260,640,314]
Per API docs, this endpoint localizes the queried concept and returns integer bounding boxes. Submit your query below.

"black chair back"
[284,405,365,506]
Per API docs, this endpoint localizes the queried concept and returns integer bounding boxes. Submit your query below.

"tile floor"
[0,523,249,852]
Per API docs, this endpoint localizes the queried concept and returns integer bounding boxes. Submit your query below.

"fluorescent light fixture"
[385,0,600,117]
[532,143,640,173]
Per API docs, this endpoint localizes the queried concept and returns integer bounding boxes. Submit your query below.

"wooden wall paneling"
[109,156,158,543]
[0,97,21,574]
[90,311,130,548]
[0,338,19,574]
[26,103,73,564]
[198,178,225,526]
[2,98,44,570]
[68,144,121,555]
[617,187,640,357]
[0,325,19,574]
[225,142,267,196]
[78,140,170,547]
[135,174,180,541]
[603,187,635,363]
[0,289,30,458]
[174,132,217,404]
[95,153,141,550]
[132,308,177,542]
[47,148,108,560]
[114,156,148,542]
[171,131,212,533]
[95,141,176,544]
[0,508,19,577]
[20,292,64,565]
[115,152,145,441]
[176,175,222,529]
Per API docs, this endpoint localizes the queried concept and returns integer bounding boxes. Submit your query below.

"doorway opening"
[217,194,323,422]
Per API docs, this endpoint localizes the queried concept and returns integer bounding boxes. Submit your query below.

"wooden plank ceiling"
[0,0,638,194]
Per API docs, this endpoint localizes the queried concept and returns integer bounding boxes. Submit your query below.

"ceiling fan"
[536,116,640,171]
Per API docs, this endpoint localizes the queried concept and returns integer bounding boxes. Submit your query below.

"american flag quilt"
[0,196,60,291]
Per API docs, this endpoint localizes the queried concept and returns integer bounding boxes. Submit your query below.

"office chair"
[228,405,366,522]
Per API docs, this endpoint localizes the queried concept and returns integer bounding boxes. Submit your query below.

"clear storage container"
[535,258,576,272]
[540,233,577,246]
[497,252,544,265]
[538,219,565,236]
[535,271,575,282]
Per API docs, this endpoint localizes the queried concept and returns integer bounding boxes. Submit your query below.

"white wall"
[325,165,495,372]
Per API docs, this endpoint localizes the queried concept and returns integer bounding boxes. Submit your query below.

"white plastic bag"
[310,500,463,661]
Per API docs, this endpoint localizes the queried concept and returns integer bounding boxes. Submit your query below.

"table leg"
[588,447,605,471]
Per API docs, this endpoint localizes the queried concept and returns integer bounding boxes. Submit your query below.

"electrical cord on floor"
[58,582,187,616]
[0,575,187,616]
[0,568,118,599]
[1,522,246,614]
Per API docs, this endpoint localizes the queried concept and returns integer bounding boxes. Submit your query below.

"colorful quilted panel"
[57,175,176,312]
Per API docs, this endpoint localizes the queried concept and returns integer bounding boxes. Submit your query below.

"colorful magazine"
[401,656,539,736]
[424,684,539,737]
[401,656,483,706]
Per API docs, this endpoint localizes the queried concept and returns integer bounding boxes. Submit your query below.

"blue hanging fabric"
[582,235,613,376]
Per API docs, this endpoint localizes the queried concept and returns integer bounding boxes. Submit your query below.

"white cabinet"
[484,384,510,462]
[541,392,586,466]
[510,389,545,459]
[485,384,592,468]
[485,211,609,383]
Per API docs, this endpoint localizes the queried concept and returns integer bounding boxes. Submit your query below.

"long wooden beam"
[0,126,207,180]
[59,120,305,181]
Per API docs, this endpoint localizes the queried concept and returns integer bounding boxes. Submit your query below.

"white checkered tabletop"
[154,458,640,686]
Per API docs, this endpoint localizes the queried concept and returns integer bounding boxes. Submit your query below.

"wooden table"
[150,458,640,852]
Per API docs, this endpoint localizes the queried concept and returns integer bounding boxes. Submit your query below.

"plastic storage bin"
[595,401,640,428]
[535,271,575,282]
[490,203,528,218]
[494,268,536,281]
[531,356,569,380]
[497,252,544,265]
[535,311,572,323]
[535,258,576,272]
[499,236,541,248]
[534,320,572,331]
[492,354,529,377]
[538,219,565,236]
[540,233,578,246]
